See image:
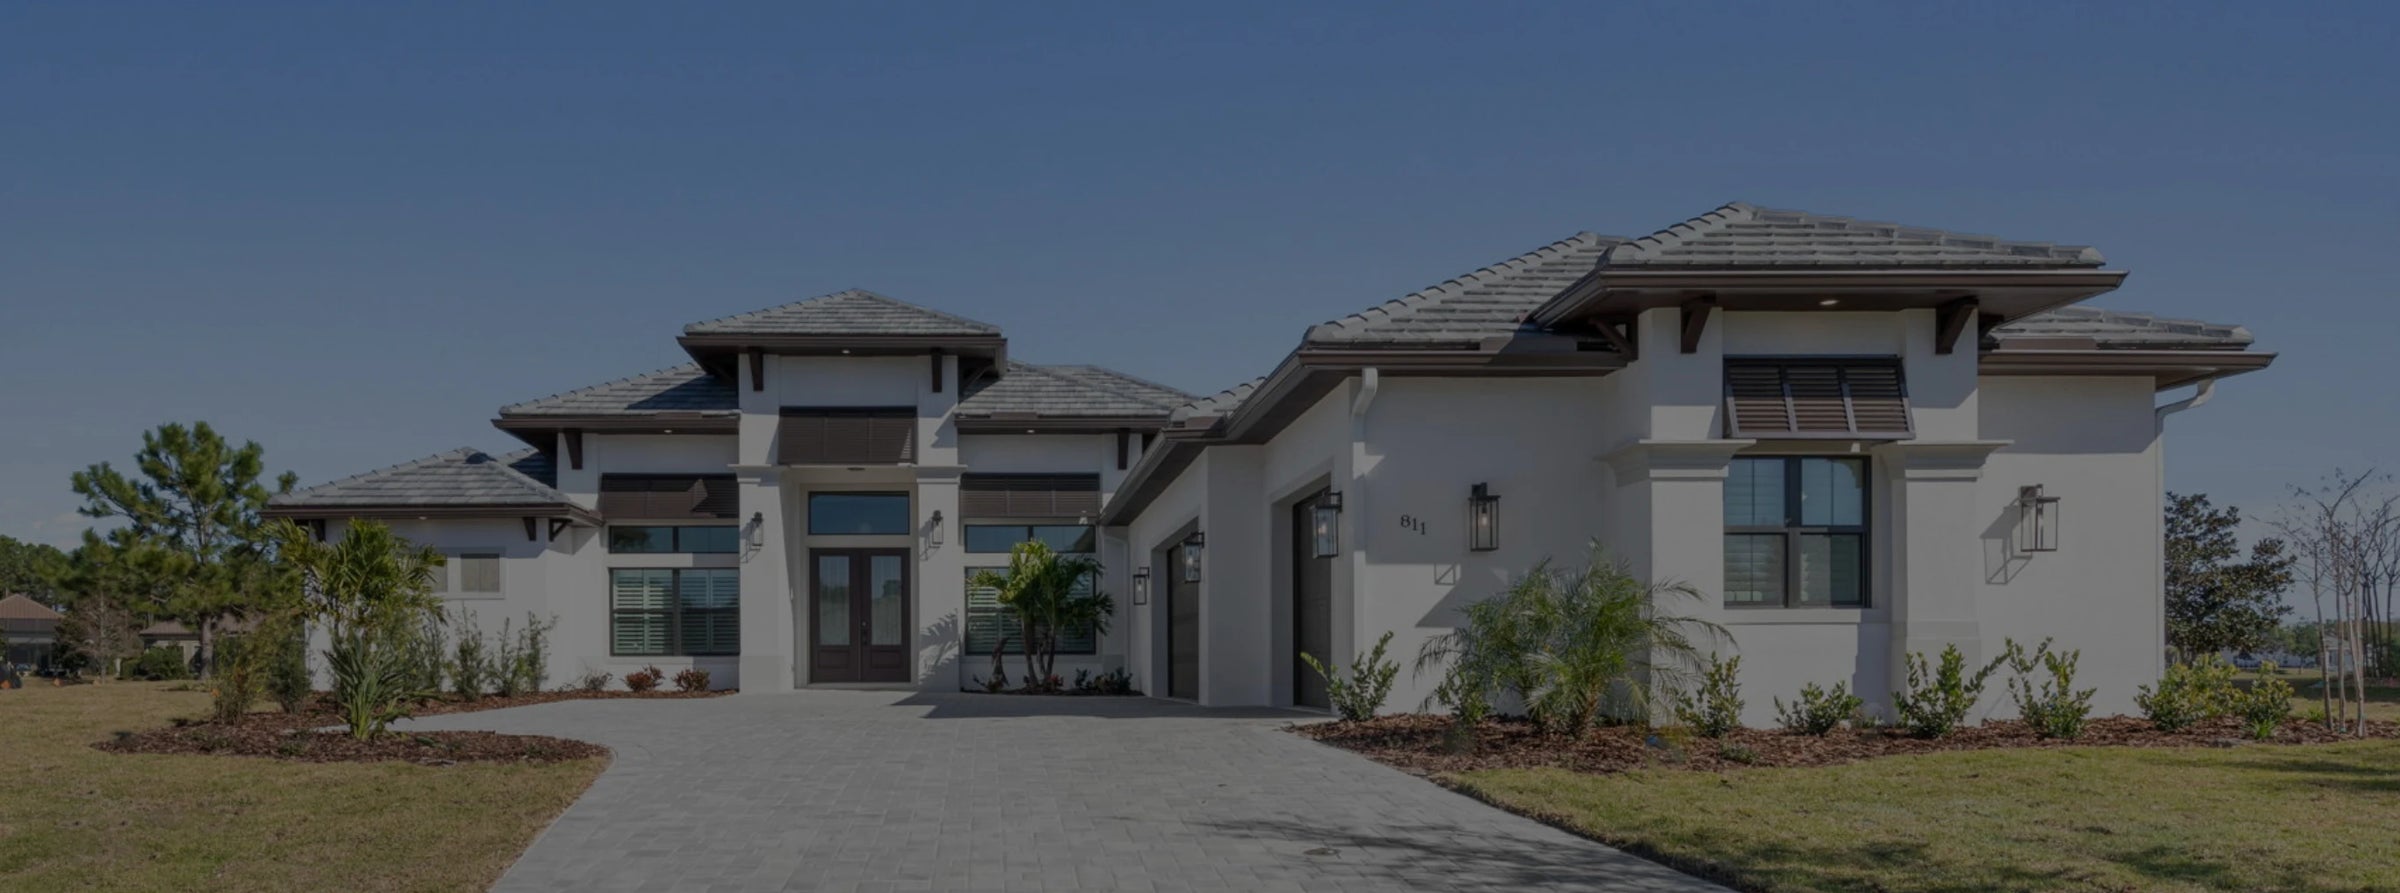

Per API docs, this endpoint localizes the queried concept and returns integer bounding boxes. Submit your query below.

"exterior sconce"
[745,512,766,548]
[927,509,945,547]
[1310,492,1343,558]
[2016,485,2061,553]
[1182,531,1206,583]
[1467,483,1500,552]
[1132,566,1151,605]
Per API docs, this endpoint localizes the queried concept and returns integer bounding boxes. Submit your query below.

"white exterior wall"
[1117,307,2182,725]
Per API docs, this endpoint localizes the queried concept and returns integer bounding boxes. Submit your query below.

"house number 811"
[1398,515,1429,535]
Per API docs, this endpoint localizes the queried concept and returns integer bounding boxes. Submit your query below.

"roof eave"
[261,503,604,525]
[954,415,1177,434]
[1978,348,2276,391]
[1530,268,2128,328]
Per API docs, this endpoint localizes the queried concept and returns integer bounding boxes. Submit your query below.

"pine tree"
[2165,492,2296,662]
[70,421,296,677]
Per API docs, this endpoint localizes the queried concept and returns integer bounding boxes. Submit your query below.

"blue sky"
[3,1,2394,548]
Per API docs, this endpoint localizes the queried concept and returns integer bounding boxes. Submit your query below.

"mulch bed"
[1297,713,2400,775]
[88,690,731,765]
[95,709,606,765]
[405,688,731,716]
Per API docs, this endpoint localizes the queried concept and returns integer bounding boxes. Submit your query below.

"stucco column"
[1872,441,2009,685]
[1600,439,1754,591]
[734,465,793,692]
[1198,446,1271,706]
[913,469,964,691]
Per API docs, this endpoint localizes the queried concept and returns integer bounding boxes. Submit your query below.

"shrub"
[450,615,492,698]
[394,617,446,696]
[208,634,264,722]
[265,626,313,713]
[1891,644,2007,739]
[1417,545,1723,737]
[125,646,191,681]
[567,669,612,693]
[269,519,446,740]
[1774,680,1864,736]
[1089,667,1133,695]
[2004,638,2097,740]
[1673,655,1744,738]
[673,667,711,692]
[2231,665,2294,740]
[2136,654,2238,731]
[1302,631,1401,722]
[624,664,664,692]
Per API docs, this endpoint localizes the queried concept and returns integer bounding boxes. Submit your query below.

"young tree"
[967,541,1111,690]
[270,519,444,739]
[2164,493,2295,661]
[70,421,296,677]
[2272,470,2391,733]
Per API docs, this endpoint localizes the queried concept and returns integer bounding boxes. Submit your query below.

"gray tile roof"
[1991,307,2253,349]
[1605,202,2105,269]
[499,364,736,417]
[685,289,1003,336]
[272,448,577,509]
[1173,378,1263,422]
[1305,233,1624,347]
[957,362,1194,418]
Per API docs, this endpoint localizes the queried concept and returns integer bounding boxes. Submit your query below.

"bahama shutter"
[777,408,917,465]
[959,474,1102,518]
[599,474,739,519]
[1723,358,1914,440]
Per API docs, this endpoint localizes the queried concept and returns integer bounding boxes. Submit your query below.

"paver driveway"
[403,691,1726,893]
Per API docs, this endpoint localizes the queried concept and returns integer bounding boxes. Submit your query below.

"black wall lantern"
[1131,566,1151,605]
[1468,483,1500,552]
[746,511,766,549]
[2016,485,2061,553]
[1310,491,1343,558]
[1182,530,1206,583]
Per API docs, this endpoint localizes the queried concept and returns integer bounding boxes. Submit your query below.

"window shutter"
[777,408,917,465]
[959,474,1102,518]
[1723,359,1913,440]
[600,475,739,520]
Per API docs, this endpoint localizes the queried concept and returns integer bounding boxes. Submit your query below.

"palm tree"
[1418,543,1725,736]
[968,541,1112,690]
[271,520,444,739]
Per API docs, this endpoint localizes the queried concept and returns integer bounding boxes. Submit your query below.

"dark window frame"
[807,491,912,536]
[1723,456,1871,609]
[606,525,741,554]
[609,567,741,657]
[961,523,1097,554]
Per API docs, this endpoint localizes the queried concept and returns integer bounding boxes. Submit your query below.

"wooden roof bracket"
[1935,296,1981,355]
[1680,295,1716,354]
[1592,318,1638,360]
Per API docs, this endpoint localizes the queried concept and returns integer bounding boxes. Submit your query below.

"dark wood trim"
[748,347,765,392]
[1116,428,1130,470]
[1680,296,1715,354]
[547,518,573,540]
[953,415,1175,434]
[1592,319,1637,359]
[523,517,538,541]
[565,429,584,470]
[309,519,328,542]
[930,349,945,393]
[1934,297,1979,355]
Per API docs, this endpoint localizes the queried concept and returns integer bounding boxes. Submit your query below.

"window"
[964,567,1099,655]
[610,568,740,656]
[808,492,910,535]
[962,524,1095,554]
[1724,457,1867,607]
[455,554,502,593]
[608,525,739,554]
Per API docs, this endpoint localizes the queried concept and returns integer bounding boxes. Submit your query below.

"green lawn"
[1457,741,2400,893]
[0,682,605,892]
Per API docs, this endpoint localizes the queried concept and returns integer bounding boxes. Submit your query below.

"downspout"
[2151,378,2218,671]
[1351,366,1380,417]
[1345,368,1377,695]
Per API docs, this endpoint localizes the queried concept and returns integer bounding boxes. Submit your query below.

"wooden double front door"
[808,548,911,683]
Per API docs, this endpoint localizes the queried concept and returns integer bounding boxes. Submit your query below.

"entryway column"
[734,465,794,693]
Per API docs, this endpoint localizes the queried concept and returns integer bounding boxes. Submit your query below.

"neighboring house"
[269,204,2271,722]
[1,593,64,669]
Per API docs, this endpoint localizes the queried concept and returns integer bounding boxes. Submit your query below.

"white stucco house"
[266,203,2271,723]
